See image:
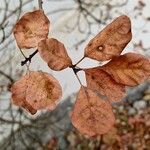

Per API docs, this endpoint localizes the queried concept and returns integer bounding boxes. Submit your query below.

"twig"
[74,72,83,86]
[0,70,14,83]
[0,27,5,43]
[72,67,82,74]
[21,49,38,66]
[74,56,85,66]
[38,0,43,10]
[69,57,85,85]
[71,66,83,86]
[20,0,43,67]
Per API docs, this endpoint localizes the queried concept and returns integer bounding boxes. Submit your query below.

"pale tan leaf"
[38,38,72,71]
[85,68,126,103]
[11,71,62,114]
[13,10,50,49]
[101,53,150,86]
[84,15,132,61]
[11,75,37,115]
[71,87,115,137]
[26,71,62,110]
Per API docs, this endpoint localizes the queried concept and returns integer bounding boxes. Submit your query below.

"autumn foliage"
[12,10,150,137]
[13,10,50,49]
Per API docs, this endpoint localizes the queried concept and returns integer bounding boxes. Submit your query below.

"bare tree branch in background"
[0,0,150,149]
[47,0,150,53]
[47,0,129,49]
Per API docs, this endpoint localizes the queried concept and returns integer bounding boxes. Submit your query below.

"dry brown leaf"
[11,71,62,114]
[101,53,150,86]
[85,68,126,103]
[84,15,132,61]
[38,38,72,71]
[71,87,115,137]
[11,75,37,115]
[26,71,62,110]
[13,10,50,49]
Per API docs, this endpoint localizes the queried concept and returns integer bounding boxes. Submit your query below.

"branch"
[21,49,38,66]
[69,65,82,75]
[38,0,43,9]
[0,70,14,83]
[20,0,44,66]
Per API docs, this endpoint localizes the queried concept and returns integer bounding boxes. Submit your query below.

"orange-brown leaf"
[85,68,126,103]
[13,10,50,49]
[101,53,150,86]
[84,15,132,61]
[71,87,115,137]
[11,71,62,114]
[11,75,37,115]
[26,71,62,110]
[38,38,72,71]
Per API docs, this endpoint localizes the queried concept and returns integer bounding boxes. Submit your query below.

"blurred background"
[0,0,150,149]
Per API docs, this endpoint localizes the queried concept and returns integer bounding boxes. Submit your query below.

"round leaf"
[11,71,62,114]
[71,87,115,137]
[85,68,126,103]
[101,53,150,86]
[84,15,132,61]
[13,10,50,49]
[26,71,62,110]
[38,38,72,71]
[11,75,37,115]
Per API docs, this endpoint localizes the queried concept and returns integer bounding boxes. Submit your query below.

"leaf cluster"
[12,10,150,136]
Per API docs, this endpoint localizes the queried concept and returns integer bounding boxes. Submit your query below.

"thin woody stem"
[71,64,84,86]
[72,67,82,74]
[19,48,30,70]
[21,49,38,66]
[38,0,43,9]
[74,56,85,66]
[20,0,43,67]
[0,70,14,83]
[73,70,83,86]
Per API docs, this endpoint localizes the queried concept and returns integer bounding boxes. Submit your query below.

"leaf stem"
[19,48,31,70]
[71,67,83,86]
[74,72,83,86]
[70,56,85,85]
[74,56,85,66]
[21,49,38,66]
[72,67,82,74]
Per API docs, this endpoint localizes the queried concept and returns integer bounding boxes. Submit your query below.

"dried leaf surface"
[38,38,72,71]
[71,87,115,137]
[13,10,50,49]
[11,75,37,114]
[85,68,125,103]
[101,53,150,86]
[84,15,132,61]
[26,71,62,110]
[11,71,62,114]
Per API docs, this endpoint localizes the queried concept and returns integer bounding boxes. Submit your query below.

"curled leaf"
[13,10,50,49]
[85,68,126,103]
[71,87,115,137]
[84,15,132,61]
[101,53,150,86]
[11,75,37,115]
[11,71,62,114]
[38,38,72,71]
